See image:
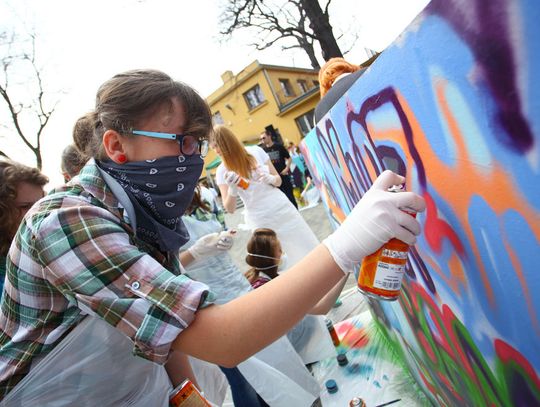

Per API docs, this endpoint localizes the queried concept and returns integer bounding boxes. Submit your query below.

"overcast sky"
[0,0,429,187]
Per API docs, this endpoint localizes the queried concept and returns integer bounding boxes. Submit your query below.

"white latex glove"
[323,170,426,274]
[187,232,222,260]
[257,172,280,186]
[224,171,240,197]
[216,229,236,250]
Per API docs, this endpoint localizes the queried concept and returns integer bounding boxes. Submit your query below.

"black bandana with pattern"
[98,153,204,252]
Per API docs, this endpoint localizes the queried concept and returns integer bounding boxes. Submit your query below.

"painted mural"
[301,0,540,405]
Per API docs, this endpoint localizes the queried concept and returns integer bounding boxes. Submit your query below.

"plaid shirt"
[0,160,213,398]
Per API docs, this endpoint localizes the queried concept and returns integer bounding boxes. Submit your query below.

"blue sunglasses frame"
[131,130,209,157]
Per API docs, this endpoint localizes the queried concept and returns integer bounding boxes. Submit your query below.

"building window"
[297,79,308,93]
[279,79,295,97]
[295,109,315,137]
[312,80,320,87]
[243,85,265,110]
[212,111,224,125]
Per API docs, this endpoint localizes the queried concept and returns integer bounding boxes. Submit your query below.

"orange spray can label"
[237,178,250,190]
[170,379,211,407]
[357,185,415,301]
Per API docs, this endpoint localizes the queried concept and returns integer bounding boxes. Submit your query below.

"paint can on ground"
[349,397,367,406]
[169,379,211,406]
[325,318,340,346]
[325,379,339,394]
[337,353,348,366]
[357,184,416,301]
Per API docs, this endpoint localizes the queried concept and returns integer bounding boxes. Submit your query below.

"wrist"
[320,243,350,275]
[322,236,352,275]
[228,185,238,197]
[187,246,200,260]
[180,250,196,266]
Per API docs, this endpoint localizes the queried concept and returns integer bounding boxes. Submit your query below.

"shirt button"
[131,281,141,290]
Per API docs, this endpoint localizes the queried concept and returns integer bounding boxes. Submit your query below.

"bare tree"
[0,30,59,169]
[219,0,345,69]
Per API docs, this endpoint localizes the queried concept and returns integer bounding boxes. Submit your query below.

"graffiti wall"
[301,0,540,405]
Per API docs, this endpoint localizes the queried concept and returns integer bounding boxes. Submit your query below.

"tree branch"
[218,0,341,68]
[0,29,60,169]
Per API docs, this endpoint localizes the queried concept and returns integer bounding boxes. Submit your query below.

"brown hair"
[244,228,281,283]
[61,144,86,182]
[211,125,256,179]
[74,69,212,161]
[0,160,48,256]
[185,185,211,215]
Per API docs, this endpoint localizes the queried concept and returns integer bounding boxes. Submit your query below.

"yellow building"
[204,60,320,176]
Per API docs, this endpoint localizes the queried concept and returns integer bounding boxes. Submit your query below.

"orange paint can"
[170,379,211,407]
[237,178,250,190]
[325,318,340,346]
[357,185,416,301]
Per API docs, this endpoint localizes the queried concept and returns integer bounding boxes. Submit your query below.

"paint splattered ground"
[223,204,430,406]
[313,288,431,406]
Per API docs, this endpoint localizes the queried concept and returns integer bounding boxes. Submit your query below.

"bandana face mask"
[99,153,204,252]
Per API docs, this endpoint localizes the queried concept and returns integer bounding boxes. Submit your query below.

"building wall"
[204,63,275,176]
[301,0,540,405]
[264,68,319,108]
[205,61,320,176]
[208,64,276,143]
[277,93,319,142]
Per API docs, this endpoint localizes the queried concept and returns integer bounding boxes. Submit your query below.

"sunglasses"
[131,130,209,157]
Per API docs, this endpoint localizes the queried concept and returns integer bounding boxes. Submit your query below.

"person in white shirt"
[211,125,346,364]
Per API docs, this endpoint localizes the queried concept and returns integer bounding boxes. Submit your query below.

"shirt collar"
[96,165,136,229]
[77,158,122,212]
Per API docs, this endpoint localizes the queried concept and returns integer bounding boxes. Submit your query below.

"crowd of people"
[0,61,425,406]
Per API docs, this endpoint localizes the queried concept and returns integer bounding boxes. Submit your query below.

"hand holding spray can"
[357,184,416,301]
[237,177,249,190]
[226,170,249,190]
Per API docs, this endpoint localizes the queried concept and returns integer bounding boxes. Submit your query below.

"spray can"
[325,379,339,394]
[357,184,416,301]
[325,318,340,346]
[237,178,250,190]
[349,397,367,406]
[337,353,348,366]
[169,379,211,407]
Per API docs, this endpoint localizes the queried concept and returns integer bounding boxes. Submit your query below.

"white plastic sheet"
[188,357,229,406]
[287,315,337,365]
[190,335,322,407]
[0,317,171,407]
[311,310,430,406]
[237,336,321,407]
